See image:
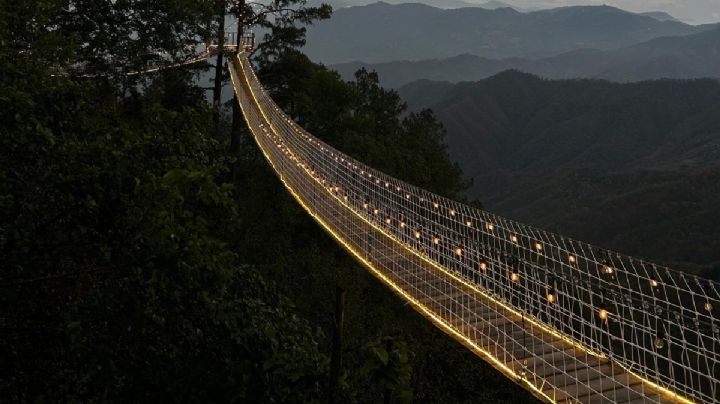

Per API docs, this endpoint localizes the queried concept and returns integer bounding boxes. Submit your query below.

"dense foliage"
[1,0,533,402]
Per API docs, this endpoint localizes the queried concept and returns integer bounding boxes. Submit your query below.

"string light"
[432,236,440,245]
[466,221,472,227]
[569,255,576,263]
[547,291,556,303]
[373,208,379,215]
[603,266,614,274]
[400,221,406,229]
[433,202,439,208]
[651,279,659,288]
[706,302,713,312]
[598,308,609,321]
[449,209,456,216]
[511,235,518,243]
[479,261,488,270]
[455,246,463,256]
[385,217,392,224]
[414,230,421,239]
[486,223,494,231]
[535,242,543,251]
[511,272,520,283]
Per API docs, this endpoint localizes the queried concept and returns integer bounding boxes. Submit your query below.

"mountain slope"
[398,74,720,272]
[331,28,720,87]
[304,2,714,63]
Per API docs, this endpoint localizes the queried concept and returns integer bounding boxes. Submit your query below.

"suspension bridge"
[227,50,719,403]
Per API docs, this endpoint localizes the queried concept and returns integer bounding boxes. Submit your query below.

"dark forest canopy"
[0,1,532,402]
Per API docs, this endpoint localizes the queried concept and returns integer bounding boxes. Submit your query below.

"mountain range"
[303,2,716,63]
[331,27,720,86]
[397,73,720,273]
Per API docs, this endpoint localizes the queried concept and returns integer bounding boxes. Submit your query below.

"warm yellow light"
[487,223,494,231]
[511,235,518,243]
[535,242,543,251]
[598,308,609,320]
[455,246,463,256]
[405,194,410,199]
[705,302,713,312]
[414,230,421,239]
[651,279,659,287]
[363,202,369,209]
[385,182,389,187]
[373,208,379,215]
[237,58,695,404]
[603,266,614,274]
[400,222,406,228]
[569,255,576,263]
[510,273,520,283]
[479,261,487,270]
[449,209,456,216]
[466,221,472,227]
[385,217,391,224]
[433,236,440,245]
[547,293,556,303]
[433,202,439,208]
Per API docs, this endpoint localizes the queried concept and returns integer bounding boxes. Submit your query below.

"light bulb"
[511,273,520,283]
[449,209,456,216]
[466,221,472,227]
[535,243,543,251]
[433,236,440,245]
[400,222,406,228]
[487,223,494,231]
[385,217,391,224]
[569,255,576,263]
[651,279,659,287]
[414,230,421,239]
[455,247,463,256]
[547,293,556,303]
[706,302,713,312]
[603,266,614,274]
[479,261,487,270]
[654,337,665,350]
[511,235,518,243]
[598,309,609,321]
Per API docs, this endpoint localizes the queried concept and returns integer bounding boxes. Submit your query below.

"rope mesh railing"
[229,52,719,403]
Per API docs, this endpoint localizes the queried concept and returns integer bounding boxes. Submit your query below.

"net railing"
[230,52,719,403]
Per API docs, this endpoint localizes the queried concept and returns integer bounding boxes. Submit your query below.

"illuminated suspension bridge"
[228,51,719,403]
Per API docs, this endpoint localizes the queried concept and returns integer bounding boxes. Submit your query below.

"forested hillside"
[400,73,720,277]
[0,1,534,402]
[332,27,720,87]
[303,2,715,63]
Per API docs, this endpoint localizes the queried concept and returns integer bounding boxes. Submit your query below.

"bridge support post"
[229,0,245,155]
[213,0,225,137]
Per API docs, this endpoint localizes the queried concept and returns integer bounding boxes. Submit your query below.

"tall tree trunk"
[230,0,245,154]
[213,0,225,135]
[328,286,346,404]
